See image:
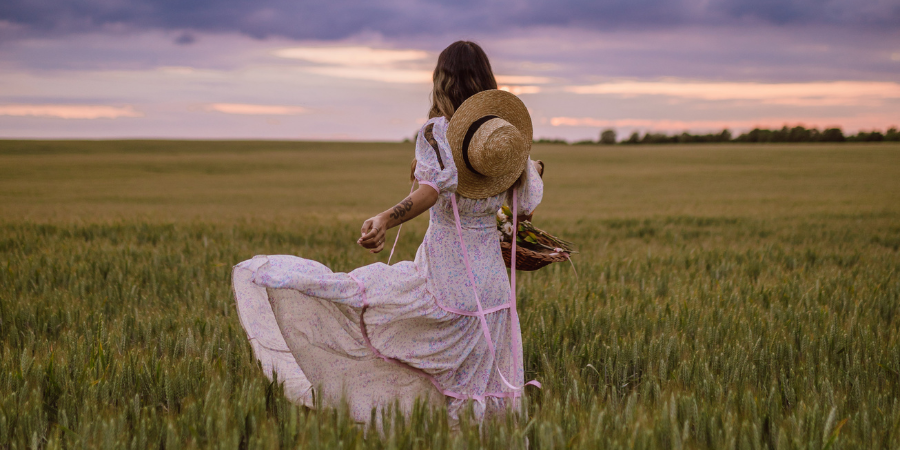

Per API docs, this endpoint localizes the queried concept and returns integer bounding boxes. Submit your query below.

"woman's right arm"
[357,185,439,253]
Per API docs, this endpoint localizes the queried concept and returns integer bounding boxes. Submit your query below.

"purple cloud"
[1,0,898,42]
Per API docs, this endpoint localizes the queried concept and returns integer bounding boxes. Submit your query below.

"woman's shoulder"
[419,116,448,133]
[414,116,457,191]
[417,116,451,157]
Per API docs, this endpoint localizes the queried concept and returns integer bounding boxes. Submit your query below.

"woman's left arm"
[517,159,544,223]
[358,185,439,253]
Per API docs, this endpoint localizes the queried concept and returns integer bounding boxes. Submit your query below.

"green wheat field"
[1,140,899,449]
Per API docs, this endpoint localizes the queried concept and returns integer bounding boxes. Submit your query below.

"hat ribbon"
[461,115,498,176]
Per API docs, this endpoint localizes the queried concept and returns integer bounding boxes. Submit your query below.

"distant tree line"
[533,126,900,145]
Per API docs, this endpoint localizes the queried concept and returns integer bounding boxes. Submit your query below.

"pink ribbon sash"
[450,188,541,393]
[361,184,540,402]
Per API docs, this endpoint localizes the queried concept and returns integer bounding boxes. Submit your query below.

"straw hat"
[447,89,533,199]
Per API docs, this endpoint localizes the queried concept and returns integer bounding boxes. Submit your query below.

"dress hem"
[349,273,523,402]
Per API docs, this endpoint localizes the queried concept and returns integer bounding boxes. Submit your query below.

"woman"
[232,41,544,425]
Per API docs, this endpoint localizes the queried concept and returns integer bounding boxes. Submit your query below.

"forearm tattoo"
[389,197,414,221]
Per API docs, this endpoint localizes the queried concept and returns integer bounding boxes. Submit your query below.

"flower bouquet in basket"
[496,205,577,271]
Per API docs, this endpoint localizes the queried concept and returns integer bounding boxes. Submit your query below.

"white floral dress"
[232,116,543,424]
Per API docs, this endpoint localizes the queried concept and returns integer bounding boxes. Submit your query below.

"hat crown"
[468,118,525,178]
[447,89,532,199]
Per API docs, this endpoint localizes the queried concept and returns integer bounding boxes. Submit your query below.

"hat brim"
[447,89,533,199]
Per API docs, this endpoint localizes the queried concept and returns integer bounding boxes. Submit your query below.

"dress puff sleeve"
[515,158,544,215]
[414,117,458,194]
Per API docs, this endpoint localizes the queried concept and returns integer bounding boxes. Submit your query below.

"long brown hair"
[413,42,497,181]
[428,41,498,119]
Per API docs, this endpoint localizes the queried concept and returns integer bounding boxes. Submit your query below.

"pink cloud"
[550,116,899,133]
[0,104,141,119]
[498,85,541,95]
[565,81,900,106]
[206,103,308,115]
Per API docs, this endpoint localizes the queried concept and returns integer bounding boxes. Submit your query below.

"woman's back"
[413,116,543,314]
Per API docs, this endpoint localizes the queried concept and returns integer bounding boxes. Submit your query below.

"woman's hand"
[358,214,389,253]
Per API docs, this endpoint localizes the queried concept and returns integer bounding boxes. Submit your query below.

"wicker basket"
[501,241,571,271]
[497,161,574,271]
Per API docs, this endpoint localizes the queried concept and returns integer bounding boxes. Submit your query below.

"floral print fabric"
[233,116,543,424]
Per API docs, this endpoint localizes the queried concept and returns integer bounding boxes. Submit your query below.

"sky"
[1,0,899,141]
